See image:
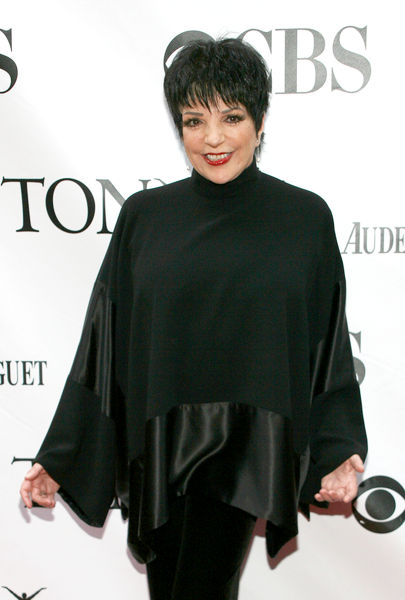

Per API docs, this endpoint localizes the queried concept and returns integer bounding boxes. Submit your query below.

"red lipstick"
[203,152,233,166]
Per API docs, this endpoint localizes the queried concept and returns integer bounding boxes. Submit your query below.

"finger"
[350,454,364,473]
[314,491,333,502]
[322,487,340,499]
[318,488,345,503]
[343,478,359,503]
[342,489,355,502]
[20,480,33,508]
[31,487,55,508]
[315,490,338,502]
[24,463,44,480]
[343,492,354,503]
[315,490,333,502]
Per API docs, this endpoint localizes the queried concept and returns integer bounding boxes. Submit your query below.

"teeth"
[206,153,230,160]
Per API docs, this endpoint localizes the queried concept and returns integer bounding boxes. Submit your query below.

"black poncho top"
[36,161,367,562]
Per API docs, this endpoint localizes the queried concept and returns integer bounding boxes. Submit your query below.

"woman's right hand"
[20,463,60,509]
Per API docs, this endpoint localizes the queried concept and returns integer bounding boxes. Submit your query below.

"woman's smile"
[203,152,233,166]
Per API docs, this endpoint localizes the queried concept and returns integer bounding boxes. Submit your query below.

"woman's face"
[181,98,264,184]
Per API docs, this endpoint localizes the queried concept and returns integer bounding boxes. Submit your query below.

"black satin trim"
[310,280,353,400]
[70,279,115,416]
[299,277,368,506]
[125,402,308,563]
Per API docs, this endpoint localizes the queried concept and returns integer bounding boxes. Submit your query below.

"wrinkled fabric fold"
[126,402,306,563]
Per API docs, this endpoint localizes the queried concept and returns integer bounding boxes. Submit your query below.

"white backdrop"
[1,1,404,598]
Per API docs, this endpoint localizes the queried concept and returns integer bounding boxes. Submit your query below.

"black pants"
[146,495,257,600]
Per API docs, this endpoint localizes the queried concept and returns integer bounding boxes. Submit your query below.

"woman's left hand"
[314,454,364,503]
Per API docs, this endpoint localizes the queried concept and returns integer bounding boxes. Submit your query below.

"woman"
[21,38,367,599]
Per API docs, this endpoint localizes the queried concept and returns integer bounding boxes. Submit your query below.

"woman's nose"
[205,122,225,147]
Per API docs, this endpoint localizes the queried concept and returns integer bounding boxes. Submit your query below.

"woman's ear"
[256,114,265,147]
[258,114,265,137]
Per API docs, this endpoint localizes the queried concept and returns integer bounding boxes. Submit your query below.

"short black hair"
[164,38,271,139]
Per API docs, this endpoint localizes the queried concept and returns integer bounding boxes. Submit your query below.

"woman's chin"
[195,163,242,185]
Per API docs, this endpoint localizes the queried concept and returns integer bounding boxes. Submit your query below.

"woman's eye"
[226,114,243,124]
[183,118,201,128]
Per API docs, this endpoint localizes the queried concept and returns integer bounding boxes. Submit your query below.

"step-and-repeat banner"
[1,1,404,598]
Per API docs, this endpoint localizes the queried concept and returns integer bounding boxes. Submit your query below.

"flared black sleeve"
[299,215,367,507]
[34,203,131,527]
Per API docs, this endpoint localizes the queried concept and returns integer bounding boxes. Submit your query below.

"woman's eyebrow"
[183,106,243,116]
[221,106,243,113]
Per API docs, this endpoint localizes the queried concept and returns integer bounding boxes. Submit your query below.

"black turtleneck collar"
[190,159,259,201]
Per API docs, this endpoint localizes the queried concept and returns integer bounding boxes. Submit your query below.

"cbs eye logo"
[352,476,405,533]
